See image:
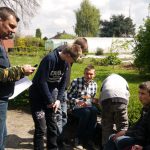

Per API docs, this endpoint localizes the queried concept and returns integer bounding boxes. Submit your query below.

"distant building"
[2,39,14,52]
[45,37,134,54]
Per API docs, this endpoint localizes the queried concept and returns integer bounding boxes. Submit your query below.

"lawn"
[9,54,150,124]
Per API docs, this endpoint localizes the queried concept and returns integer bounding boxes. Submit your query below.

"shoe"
[85,140,98,150]
[74,138,84,150]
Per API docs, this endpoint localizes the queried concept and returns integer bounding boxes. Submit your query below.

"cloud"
[21,0,149,38]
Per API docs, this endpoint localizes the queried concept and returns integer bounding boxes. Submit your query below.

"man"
[29,44,82,150]
[104,81,150,150]
[67,64,98,150]
[100,73,130,147]
[0,7,35,150]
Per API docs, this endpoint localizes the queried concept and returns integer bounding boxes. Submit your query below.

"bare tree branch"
[0,0,40,26]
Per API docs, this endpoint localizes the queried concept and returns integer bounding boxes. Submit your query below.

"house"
[2,39,14,52]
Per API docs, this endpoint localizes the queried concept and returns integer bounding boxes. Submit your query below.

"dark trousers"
[30,101,58,150]
[72,106,98,140]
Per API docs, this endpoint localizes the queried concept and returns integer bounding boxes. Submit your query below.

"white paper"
[9,77,32,100]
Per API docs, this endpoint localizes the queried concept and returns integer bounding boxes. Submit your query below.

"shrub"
[133,18,150,74]
[95,48,104,55]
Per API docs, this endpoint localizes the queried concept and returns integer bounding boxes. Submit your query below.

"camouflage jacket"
[0,66,25,82]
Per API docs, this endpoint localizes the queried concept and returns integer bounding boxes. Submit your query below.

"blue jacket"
[29,50,68,105]
[0,45,15,100]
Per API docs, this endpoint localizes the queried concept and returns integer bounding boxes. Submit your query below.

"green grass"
[9,54,150,124]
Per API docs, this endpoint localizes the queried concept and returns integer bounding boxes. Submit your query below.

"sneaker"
[74,138,84,150]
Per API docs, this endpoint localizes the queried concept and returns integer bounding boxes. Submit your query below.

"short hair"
[62,44,82,61]
[139,81,150,95]
[84,64,95,73]
[0,7,20,22]
[73,37,88,51]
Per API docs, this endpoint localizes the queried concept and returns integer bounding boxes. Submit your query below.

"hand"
[22,65,36,76]
[77,101,87,107]
[111,130,126,141]
[92,98,99,104]
[52,100,60,113]
[131,145,143,150]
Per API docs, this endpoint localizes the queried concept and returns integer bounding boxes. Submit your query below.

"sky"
[21,0,149,38]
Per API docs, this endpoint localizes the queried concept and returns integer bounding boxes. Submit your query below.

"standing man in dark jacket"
[0,7,36,150]
[29,44,82,150]
[103,81,150,150]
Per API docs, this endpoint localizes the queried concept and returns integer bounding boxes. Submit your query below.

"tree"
[100,15,135,37]
[35,28,42,39]
[133,18,150,74]
[75,0,100,37]
[0,0,40,25]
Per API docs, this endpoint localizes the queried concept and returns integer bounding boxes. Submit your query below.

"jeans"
[0,100,8,150]
[73,106,97,140]
[57,101,67,135]
[30,100,58,150]
[103,134,135,150]
[56,92,68,142]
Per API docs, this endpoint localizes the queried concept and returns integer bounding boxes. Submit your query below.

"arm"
[67,79,79,108]
[36,56,54,105]
[0,65,36,82]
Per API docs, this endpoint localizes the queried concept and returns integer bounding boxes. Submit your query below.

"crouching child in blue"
[29,44,82,150]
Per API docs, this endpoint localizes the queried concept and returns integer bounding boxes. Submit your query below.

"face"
[139,88,150,106]
[84,69,95,83]
[65,54,76,64]
[0,15,18,39]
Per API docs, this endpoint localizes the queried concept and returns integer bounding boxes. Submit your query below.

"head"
[84,64,95,83]
[138,81,150,106]
[73,37,88,52]
[0,7,20,39]
[61,44,82,64]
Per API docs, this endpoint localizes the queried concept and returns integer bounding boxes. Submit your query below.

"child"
[104,81,150,150]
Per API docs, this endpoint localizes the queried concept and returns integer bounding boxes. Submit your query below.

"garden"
[9,49,150,125]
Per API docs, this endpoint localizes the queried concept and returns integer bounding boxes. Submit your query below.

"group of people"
[0,6,150,150]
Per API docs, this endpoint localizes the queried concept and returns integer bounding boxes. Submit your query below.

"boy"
[104,81,150,150]
[29,44,82,150]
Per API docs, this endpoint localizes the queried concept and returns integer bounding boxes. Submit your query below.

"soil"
[5,106,101,150]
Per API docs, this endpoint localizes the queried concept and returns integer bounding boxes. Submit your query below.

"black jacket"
[126,105,150,147]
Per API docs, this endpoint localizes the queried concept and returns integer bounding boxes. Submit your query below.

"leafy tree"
[133,18,150,74]
[0,0,40,25]
[75,0,100,37]
[35,28,42,39]
[43,37,48,41]
[100,15,135,37]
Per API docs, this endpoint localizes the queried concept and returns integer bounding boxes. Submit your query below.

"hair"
[73,37,88,51]
[62,44,82,60]
[0,7,20,22]
[139,81,150,95]
[84,64,95,73]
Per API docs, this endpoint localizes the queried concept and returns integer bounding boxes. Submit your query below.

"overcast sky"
[21,0,149,38]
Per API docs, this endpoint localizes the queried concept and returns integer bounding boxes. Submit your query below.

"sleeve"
[93,82,98,97]
[0,66,24,82]
[36,56,53,105]
[67,79,79,108]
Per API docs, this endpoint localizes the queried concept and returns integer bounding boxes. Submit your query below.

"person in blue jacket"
[0,7,35,150]
[29,44,82,150]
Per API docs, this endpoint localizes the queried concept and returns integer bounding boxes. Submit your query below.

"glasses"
[70,55,77,62]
